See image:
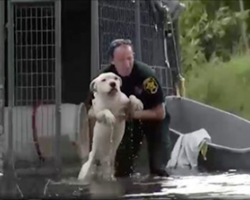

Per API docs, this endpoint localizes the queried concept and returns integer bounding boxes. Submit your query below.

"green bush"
[177,0,250,120]
[186,54,250,120]
[179,0,249,73]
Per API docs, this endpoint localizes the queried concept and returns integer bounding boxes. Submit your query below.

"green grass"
[185,53,250,120]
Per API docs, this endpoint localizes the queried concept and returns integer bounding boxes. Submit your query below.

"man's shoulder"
[135,61,154,74]
[134,60,158,80]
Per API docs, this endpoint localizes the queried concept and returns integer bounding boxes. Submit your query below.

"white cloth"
[167,128,211,169]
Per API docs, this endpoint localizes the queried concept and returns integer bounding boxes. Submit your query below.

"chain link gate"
[98,0,174,96]
[6,0,61,173]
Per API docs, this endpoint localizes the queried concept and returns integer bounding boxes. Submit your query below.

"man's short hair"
[108,39,133,59]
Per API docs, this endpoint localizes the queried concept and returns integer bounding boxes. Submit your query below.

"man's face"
[111,45,134,77]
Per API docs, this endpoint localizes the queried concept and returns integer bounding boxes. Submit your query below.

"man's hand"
[133,103,166,121]
[129,95,144,111]
[119,106,134,122]
[124,95,144,121]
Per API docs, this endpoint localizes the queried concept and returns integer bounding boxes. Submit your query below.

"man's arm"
[133,102,166,120]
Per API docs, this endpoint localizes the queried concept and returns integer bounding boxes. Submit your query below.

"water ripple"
[125,173,250,199]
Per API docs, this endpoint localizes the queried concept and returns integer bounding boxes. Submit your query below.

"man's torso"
[101,61,164,110]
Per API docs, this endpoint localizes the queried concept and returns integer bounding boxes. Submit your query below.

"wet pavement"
[1,170,250,199]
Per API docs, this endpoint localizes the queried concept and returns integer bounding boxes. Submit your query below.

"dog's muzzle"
[108,82,118,95]
[109,82,116,88]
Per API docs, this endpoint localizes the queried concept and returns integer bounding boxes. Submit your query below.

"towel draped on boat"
[167,128,211,169]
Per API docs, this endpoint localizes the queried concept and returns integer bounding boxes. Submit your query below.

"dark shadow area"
[61,0,91,104]
[4,0,7,106]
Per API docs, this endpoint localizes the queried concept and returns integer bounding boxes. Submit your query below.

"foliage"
[177,0,250,120]
[186,54,250,120]
[179,0,250,74]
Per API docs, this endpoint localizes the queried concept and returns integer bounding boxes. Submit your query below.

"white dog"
[78,72,143,182]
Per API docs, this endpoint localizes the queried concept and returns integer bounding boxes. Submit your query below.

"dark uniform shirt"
[101,60,165,110]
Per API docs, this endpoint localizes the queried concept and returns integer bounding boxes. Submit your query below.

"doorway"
[61,0,91,104]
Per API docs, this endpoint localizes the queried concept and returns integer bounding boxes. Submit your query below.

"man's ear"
[89,79,97,92]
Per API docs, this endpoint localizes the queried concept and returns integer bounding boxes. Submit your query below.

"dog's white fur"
[78,72,143,182]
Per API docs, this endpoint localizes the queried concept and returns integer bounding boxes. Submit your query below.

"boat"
[165,95,250,173]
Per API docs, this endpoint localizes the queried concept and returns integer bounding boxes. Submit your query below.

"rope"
[166,7,186,97]
[32,101,45,162]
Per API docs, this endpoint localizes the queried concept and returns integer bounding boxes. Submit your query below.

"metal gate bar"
[91,0,99,79]
[7,0,15,170]
[135,0,141,61]
[7,0,61,172]
[0,0,5,172]
[54,0,61,172]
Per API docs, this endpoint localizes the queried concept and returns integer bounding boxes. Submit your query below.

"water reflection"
[125,172,250,199]
[2,171,250,199]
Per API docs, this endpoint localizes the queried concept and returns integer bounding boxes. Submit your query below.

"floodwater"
[1,170,250,199]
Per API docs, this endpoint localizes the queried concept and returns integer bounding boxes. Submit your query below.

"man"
[89,39,171,177]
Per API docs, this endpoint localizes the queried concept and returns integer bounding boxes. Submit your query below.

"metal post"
[55,0,62,174]
[135,0,142,61]
[91,0,100,78]
[7,0,14,170]
[0,0,5,172]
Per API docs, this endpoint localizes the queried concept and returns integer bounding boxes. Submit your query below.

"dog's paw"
[96,109,116,125]
[129,95,144,111]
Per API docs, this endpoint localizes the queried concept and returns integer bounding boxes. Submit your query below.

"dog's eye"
[114,77,118,80]
[101,79,106,82]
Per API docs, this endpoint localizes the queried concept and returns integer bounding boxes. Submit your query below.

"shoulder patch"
[143,77,158,94]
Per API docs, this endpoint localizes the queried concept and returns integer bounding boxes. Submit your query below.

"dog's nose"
[110,82,116,88]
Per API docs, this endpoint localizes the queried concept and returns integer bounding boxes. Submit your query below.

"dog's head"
[89,72,122,96]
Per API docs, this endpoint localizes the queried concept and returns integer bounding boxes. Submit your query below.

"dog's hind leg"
[98,156,115,181]
[78,151,96,181]
[109,123,126,179]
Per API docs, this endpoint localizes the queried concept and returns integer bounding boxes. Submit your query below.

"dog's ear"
[89,79,97,92]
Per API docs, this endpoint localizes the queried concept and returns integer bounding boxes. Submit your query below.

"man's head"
[108,39,135,77]
[90,72,122,96]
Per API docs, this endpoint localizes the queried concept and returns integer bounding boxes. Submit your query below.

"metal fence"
[13,3,56,106]
[5,0,61,171]
[98,0,174,96]
[2,0,178,174]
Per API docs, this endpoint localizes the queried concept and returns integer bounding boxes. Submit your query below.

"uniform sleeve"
[142,75,165,108]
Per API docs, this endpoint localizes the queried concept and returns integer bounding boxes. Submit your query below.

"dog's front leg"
[96,109,116,125]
